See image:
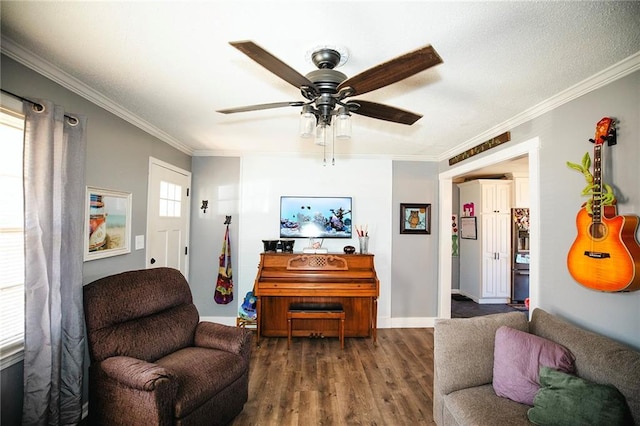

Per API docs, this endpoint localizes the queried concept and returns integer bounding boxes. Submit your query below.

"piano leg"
[256,297,262,346]
[372,297,378,343]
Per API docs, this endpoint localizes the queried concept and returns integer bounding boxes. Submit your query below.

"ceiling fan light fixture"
[299,105,316,138]
[221,40,443,164]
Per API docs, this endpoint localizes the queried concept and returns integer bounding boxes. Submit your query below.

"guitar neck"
[590,116,614,223]
[592,143,602,223]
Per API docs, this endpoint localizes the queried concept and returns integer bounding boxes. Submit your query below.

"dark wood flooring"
[231,299,526,425]
[231,328,435,425]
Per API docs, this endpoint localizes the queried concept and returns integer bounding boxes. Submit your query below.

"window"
[0,105,25,368]
[159,180,182,217]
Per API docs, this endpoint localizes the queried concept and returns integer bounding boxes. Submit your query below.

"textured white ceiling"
[1,1,639,160]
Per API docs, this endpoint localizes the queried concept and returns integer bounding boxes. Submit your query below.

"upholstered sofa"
[84,267,253,425]
[434,308,640,425]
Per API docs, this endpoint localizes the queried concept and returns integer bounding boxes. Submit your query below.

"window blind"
[0,109,25,365]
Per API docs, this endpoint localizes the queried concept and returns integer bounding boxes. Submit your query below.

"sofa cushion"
[527,366,633,426]
[530,308,640,424]
[435,312,529,397]
[444,384,532,426]
[493,326,575,406]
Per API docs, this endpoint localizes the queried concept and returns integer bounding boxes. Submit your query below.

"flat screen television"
[280,196,352,239]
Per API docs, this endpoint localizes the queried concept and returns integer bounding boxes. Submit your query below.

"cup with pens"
[356,225,369,254]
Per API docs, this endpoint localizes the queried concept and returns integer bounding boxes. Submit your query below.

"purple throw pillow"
[493,326,575,406]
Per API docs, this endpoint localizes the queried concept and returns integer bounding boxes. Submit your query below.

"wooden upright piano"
[253,252,379,345]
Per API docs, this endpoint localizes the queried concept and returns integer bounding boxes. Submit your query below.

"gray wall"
[0,361,22,426]
[440,70,640,349]
[189,156,241,317]
[0,54,192,425]
[391,161,439,317]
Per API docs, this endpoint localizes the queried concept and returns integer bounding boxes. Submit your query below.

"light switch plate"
[135,235,145,250]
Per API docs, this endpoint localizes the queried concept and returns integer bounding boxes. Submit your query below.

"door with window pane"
[147,158,191,277]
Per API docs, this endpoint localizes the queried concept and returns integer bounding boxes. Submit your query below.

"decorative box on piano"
[253,252,379,345]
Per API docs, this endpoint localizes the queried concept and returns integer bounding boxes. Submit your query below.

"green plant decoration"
[567,152,616,214]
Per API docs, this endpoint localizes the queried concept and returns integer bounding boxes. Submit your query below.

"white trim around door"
[438,137,541,319]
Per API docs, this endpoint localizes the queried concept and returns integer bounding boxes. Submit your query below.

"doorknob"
[150,258,156,264]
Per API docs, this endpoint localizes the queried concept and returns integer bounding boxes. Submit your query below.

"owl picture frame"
[400,203,431,234]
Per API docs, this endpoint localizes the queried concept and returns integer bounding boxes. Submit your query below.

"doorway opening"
[438,137,540,319]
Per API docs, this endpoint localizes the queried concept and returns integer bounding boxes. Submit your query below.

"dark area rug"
[508,304,529,311]
[452,294,472,302]
[451,294,528,318]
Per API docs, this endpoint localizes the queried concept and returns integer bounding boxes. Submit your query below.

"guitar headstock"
[590,117,617,146]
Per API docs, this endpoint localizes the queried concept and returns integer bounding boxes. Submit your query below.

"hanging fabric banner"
[214,225,234,304]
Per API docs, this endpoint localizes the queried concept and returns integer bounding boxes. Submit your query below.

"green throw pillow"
[527,367,633,426]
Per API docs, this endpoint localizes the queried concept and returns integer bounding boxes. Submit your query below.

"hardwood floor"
[231,328,435,425]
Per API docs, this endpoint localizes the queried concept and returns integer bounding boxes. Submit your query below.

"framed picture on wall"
[460,216,477,240]
[84,186,132,261]
[400,203,431,234]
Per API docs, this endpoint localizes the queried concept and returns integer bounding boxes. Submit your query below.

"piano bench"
[287,303,345,350]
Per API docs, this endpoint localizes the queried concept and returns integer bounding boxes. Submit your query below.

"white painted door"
[481,212,511,299]
[147,158,191,277]
[482,214,498,298]
[495,213,511,297]
[481,181,512,214]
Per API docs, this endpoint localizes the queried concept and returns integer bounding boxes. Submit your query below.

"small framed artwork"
[452,214,459,256]
[84,186,132,261]
[400,203,431,234]
[460,216,478,240]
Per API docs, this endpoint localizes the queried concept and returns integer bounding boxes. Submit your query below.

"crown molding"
[1,36,193,156]
[192,148,438,162]
[438,51,640,162]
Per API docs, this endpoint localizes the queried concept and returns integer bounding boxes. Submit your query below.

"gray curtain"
[22,99,87,425]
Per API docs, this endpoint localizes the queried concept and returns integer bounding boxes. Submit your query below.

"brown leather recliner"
[83,267,252,425]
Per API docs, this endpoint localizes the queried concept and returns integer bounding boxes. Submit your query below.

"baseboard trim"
[390,317,437,328]
[199,316,237,326]
[477,298,510,304]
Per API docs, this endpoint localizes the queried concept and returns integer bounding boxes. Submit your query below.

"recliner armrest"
[99,356,175,391]
[195,321,253,359]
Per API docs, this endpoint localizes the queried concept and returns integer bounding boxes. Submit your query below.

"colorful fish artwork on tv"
[280,196,352,239]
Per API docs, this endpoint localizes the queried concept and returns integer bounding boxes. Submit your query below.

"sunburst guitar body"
[566,117,640,292]
[567,205,640,291]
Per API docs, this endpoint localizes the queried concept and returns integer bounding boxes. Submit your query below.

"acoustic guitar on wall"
[567,117,640,292]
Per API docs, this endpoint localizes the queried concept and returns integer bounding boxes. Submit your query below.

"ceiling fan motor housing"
[304,68,349,123]
[310,48,342,69]
[305,69,347,93]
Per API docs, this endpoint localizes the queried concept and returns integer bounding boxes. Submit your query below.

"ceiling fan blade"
[217,101,304,114]
[230,40,316,90]
[350,100,422,125]
[338,45,443,97]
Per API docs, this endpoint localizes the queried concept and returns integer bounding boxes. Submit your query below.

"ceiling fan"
[217,40,443,128]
